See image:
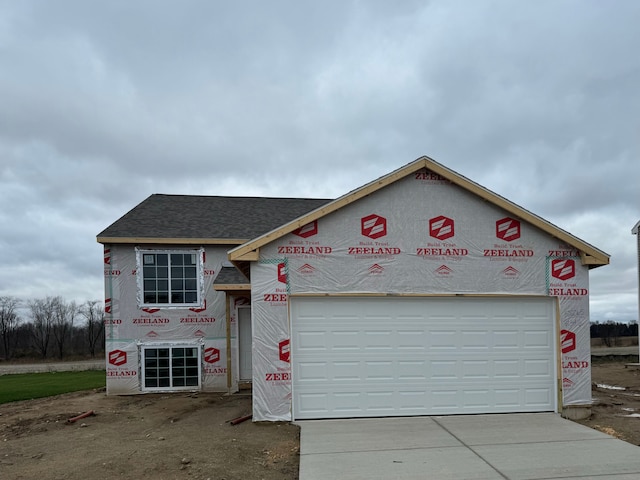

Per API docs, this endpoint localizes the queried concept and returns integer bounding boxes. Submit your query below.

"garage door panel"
[292,297,556,419]
[297,357,553,384]
[297,385,555,418]
[525,388,553,407]
[493,330,520,348]
[523,330,552,348]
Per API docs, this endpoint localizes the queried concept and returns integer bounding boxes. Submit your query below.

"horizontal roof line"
[97,237,248,245]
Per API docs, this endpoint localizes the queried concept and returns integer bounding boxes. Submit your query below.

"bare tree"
[81,300,104,357]
[29,297,58,359]
[52,298,78,359]
[0,296,21,360]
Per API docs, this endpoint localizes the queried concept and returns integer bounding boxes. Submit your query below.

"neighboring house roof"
[97,194,332,245]
[633,221,640,235]
[229,156,610,269]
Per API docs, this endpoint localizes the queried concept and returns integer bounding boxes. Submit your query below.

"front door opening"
[238,306,252,381]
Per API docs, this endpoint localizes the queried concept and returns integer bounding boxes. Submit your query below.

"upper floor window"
[137,249,203,307]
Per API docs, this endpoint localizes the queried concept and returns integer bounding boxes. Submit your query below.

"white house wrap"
[103,245,234,394]
[247,168,594,421]
[99,156,607,422]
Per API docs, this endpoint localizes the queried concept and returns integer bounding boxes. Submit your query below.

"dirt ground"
[0,390,299,480]
[3,359,640,480]
[575,358,640,446]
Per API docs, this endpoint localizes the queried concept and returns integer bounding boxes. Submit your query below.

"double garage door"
[291,296,557,420]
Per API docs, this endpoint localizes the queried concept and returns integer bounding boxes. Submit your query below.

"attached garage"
[227,156,608,422]
[291,296,556,419]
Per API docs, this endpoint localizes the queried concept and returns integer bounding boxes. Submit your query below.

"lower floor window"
[142,346,201,390]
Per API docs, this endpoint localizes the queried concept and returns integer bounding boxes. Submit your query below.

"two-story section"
[97,194,330,394]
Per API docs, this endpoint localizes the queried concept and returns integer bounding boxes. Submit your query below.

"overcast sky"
[1,0,639,322]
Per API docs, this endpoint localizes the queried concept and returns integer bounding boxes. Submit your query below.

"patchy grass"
[0,370,106,404]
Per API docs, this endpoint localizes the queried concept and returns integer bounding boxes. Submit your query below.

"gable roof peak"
[229,155,609,268]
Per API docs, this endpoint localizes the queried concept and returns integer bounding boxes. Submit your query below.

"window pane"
[171,292,184,303]
[142,251,200,305]
[186,357,198,367]
[143,266,156,278]
[143,346,200,390]
[144,293,157,303]
[186,377,198,386]
[173,357,185,368]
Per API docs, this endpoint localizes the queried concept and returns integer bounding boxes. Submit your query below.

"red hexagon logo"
[361,214,387,239]
[430,216,455,240]
[496,217,521,242]
[293,221,318,238]
[277,262,287,284]
[108,349,127,366]
[204,347,220,364]
[560,329,576,354]
[279,339,290,363]
[551,259,576,281]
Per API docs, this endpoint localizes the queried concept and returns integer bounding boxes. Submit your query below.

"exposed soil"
[575,358,640,446]
[0,390,299,480]
[2,359,640,479]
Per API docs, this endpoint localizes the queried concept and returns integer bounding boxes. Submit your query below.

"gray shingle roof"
[213,267,249,285]
[97,194,332,241]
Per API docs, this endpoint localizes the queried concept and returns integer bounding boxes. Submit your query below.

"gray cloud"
[1,0,639,321]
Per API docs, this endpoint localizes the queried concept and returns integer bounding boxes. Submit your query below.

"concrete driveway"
[297,413,640,480]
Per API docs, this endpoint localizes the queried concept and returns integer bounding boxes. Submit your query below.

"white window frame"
[139,342,203,392]
[136,247,205,309]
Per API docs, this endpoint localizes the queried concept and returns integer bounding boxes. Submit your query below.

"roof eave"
[228,158,430,261]
[213,283,251,292]
[228,155,610,267]
[97,236,248,246]
[426,161,610,267]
